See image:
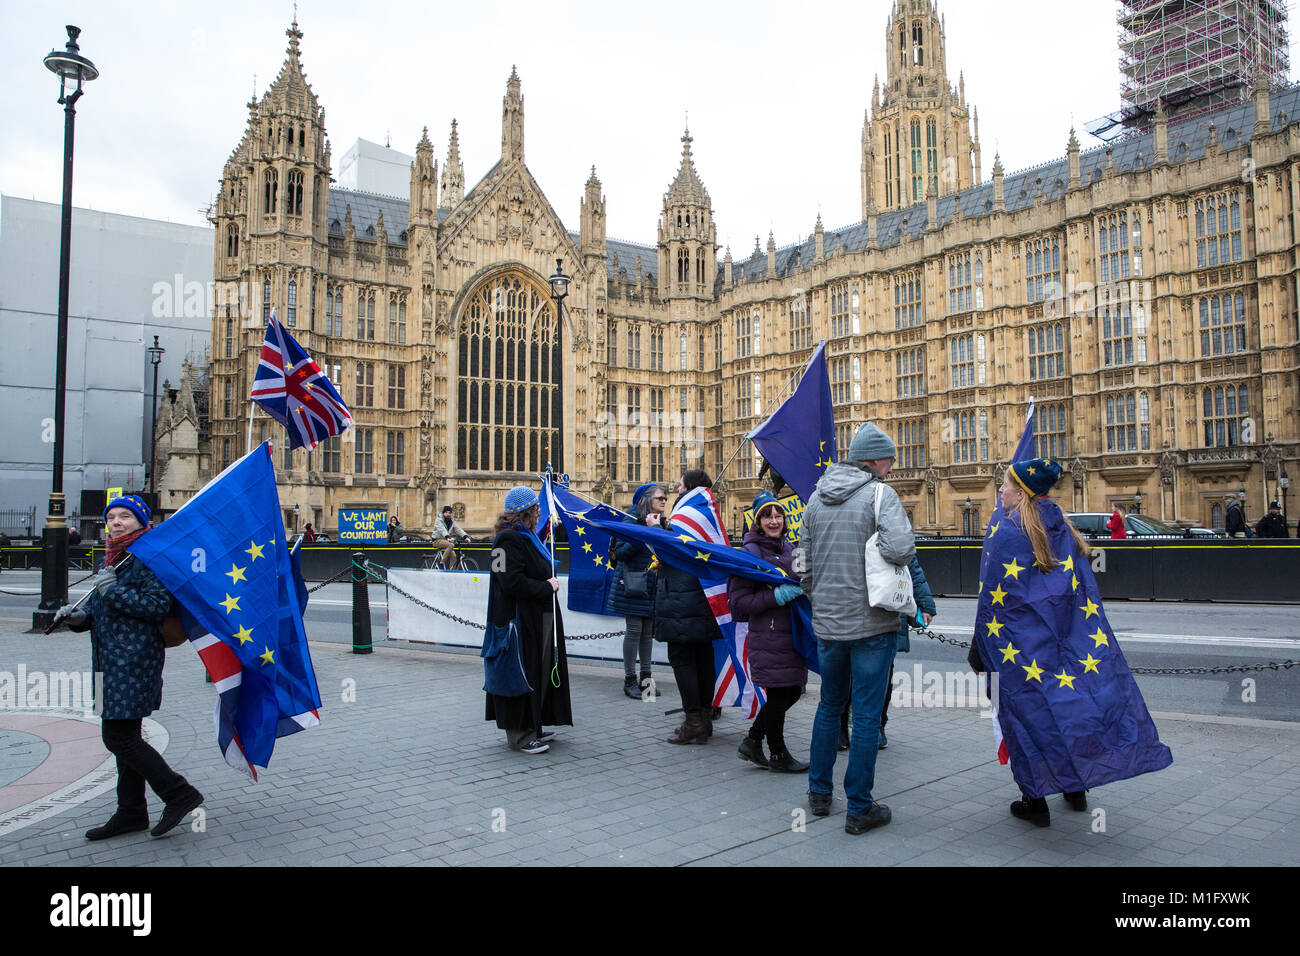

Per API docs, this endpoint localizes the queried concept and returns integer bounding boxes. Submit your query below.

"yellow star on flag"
[987,521,1000,538]
[226,563,247,584]
[259,646,275,666]
[572,525,586,536]
[1071,573,1080,591]
[1080,597,1100,619]
[1061,554,1074,572]
[677,534,694,543]
[694,550,710,562]
[581,542,592,554]
[985,616,1005,639]
[220,594,241,614]
[1002,557,1025,580]
[1090,626,1110,648]
[1022,659,1045,682]
[776,567,788,577]
[1079,653,1102,674]
[233,624,254,645]
[989,584,1008,606]
[1027,466,1036,475]
[245,540,265,561]
[592,554,605,567]
[1000,642,1020,663]
[1055,669,1077,689]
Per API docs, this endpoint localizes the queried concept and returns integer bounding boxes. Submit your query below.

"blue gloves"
[773,583,804,606]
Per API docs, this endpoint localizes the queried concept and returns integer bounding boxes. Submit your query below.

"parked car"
[1067,512,1223,539]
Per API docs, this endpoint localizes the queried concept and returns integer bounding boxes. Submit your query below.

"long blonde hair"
[1014,494,1090,570]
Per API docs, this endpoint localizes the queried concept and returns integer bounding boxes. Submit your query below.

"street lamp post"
[1133,489,1143,514]
[963,497,972,536]
[547,258,570,474]
[147,335,165,494]
[1280,469,1290,530]
[34,26,98,632]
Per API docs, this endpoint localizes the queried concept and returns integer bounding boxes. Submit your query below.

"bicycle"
[423,541,479,572]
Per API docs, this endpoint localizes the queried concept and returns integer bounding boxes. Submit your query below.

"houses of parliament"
[175,0,1300,537]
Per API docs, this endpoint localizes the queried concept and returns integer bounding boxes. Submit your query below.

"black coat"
[654,561,722,645]
[484,528,573,730]
[607,516,659,618]
[1226,502,1248,536]
[1255,513,1289,538]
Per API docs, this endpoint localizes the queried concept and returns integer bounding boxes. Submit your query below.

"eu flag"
[129,442,322,776]
[579,512,820,682]
[747,340,837,503]
[972,496,1172,798]
[539,480,625,616]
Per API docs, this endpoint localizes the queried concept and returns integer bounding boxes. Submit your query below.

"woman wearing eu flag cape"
[969,459,1172,827]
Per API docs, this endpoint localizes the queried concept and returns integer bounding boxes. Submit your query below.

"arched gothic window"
[286,169,304,216]
[263,169,278,215]
[456,271,562,473]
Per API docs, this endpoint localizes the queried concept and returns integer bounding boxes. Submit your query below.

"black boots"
[1010,795,1051,827]
[737,735,768,767]
[766,749,810,773]
[623,675,640,699]
[639,672,661,698]
[85,812,149,841]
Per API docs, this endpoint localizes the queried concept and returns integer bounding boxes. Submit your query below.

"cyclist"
[434,505,472,568]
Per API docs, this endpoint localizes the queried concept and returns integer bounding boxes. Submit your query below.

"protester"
[302,523,318,543]
[1224,496,1248,538]
[800,423,915,834]
[387,514,403,543]
[55,495,204,840]
[484,486,572,754]
[1107,507,1127,539]
[656,470,724,744]
[1255,501,1289,538]
[969,459,1172,826]
[608,483,666,699]
[434,504,472,567]
[727,492,808,772]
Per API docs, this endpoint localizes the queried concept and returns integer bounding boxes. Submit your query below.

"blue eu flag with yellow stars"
[972,496,1172,798]
[538,479,626,616]
[129,442,322,777]
[747,340,837,503]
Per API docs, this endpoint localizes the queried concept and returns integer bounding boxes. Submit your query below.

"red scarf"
[105,527,148,567]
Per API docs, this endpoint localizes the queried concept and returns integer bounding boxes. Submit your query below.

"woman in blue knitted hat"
[607,483,667,698]
[55,495,204,840]
[970,459,1172,827]
[484,485,572,754]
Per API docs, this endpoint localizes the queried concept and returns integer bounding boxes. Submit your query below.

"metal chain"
[913,626,1299,676]
[370,560,625,641]
[306,565,354,593]
[0,568,97,597]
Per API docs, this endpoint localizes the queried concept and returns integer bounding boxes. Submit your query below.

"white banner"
[386,569,669,664]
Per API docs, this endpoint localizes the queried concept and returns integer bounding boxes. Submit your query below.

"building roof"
[326,187,450,245]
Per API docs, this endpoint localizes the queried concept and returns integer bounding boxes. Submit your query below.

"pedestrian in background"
[1255,501,1289,538]
[608,483,667,698]
[728,492,808,772]
[1225,496,1249,537]
[800,423,915,835]
[484,486,572,754]
[1107,506,1127,539]
[56,495,204,840]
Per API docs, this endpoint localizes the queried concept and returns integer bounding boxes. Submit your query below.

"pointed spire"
[286,17,303,58]
[418,125,432,151]
[502,69,524,162]
[992,153,1005,211]
[1068,127,1081,188]
[441,119,464,207]
[665,125,710,207]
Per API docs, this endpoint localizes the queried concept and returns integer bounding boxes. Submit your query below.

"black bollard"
[351,551,373,655]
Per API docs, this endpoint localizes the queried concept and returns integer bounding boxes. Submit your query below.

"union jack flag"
[668,486,765,717]
[251,310,353,450]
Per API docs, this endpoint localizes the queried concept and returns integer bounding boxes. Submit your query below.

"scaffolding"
[1091,0,1289,140]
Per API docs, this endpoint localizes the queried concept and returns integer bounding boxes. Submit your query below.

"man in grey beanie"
[798,422,915,834]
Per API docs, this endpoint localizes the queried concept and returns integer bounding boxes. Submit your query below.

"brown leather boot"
[667,710,708,745]
[701,709,714,738]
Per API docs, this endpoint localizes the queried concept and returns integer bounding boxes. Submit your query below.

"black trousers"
[667,642,715,711]
[747,685,803,753]
[101,718,191,817]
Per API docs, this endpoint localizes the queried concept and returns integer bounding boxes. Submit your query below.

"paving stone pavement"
[2,626,1298,867]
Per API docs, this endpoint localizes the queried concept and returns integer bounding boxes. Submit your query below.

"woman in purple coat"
[727,492,809,772]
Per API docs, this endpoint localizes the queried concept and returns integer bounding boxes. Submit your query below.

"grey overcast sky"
[1,1,1295,252]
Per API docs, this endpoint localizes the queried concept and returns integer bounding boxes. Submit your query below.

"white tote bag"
[864,483,916,615]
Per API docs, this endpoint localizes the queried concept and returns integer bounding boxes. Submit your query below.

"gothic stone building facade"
[200,5,1300,537]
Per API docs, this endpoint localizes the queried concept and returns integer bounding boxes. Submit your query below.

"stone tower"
[863,0,979,215]
[657,128,717,300]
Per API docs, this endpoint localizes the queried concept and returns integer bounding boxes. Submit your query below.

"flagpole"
[245,399,256,455]
[560,483,634,519]
[715,363,802,485]
[543,466,561,688]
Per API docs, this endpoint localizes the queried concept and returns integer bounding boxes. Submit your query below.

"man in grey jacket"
[799,422,915,834]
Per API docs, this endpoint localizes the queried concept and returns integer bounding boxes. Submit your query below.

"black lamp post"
[963,497,972,536]
[147,335,165,494]
[547,258,570,473]
[34,26,98,632]
[1281,469,1290,529]
[1133,489,1143,514]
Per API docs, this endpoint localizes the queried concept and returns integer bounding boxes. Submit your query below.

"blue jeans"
[809,632,896,815]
